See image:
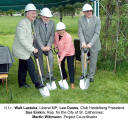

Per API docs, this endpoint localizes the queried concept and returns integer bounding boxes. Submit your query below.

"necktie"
[31,22,36,43]
[45,23,47,33]
[31,23,35,36]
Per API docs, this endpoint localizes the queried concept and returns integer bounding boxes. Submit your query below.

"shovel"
[79,48,90,90]
[34,53,50,97]
[45,55,57,90]
[53,48,69,90]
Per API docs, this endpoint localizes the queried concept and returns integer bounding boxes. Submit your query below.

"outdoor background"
[0,0,128,103]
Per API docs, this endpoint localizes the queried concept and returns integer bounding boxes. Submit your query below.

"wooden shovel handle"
[36,58,42,77]
[84,53,87,69]
[46,56,50,73]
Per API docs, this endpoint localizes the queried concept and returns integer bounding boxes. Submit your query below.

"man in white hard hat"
[12,3,50,97]
[78,3,101,86]
[34,7,56,89]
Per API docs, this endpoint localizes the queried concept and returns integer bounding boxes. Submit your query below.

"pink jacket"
[54,32,75,62]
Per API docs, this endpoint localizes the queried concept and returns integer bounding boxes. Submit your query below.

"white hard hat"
[82,3,93,12]
[24,3,36,12]
[56,22,66,31]
[40,8,53,17]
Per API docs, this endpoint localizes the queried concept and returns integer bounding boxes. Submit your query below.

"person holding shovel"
[34,7,56,90]
[78,3,101,87]
[54,22,75,89]
[12,3,50,97]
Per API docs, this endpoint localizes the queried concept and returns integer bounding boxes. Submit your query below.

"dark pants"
[18,57,40,88]
[61,56,74,83]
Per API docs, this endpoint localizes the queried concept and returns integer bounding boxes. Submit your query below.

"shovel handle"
[35,58,44,84]
[36,58,42,77]
[56,55,63,80]
[84,53,87,69]
[46,56,50,74]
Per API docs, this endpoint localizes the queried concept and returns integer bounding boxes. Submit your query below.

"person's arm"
[78,18,86,47]
[47,22,55,48]
[34,20,45,49]
[90,17,101,46]
[59,34,73,62]
[16,22,34,52]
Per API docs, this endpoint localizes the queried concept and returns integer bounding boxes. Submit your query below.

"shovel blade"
[79,79,86,90]
[46,83,52,90]
[51,81,57,90]
[58,80,69,90]
[46,81,57,90]
[39,87,50,97]
[84,78,90,89]
[58,80,65,89]
[63,80,69,90]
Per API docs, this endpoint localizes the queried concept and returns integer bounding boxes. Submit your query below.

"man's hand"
[33,48,38,53]
[45,46,50,51]
[41,46,50,51]
[86,43,92,48]
[42,47,47,51]
[82,43,87,48]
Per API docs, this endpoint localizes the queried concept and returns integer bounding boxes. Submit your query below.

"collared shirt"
[87,18,90,23]
[44,23,47,32]
[43,20,49,32]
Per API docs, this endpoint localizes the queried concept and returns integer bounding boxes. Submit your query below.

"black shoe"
[0,79,2,84]
[51,76,56,81]
[20,83,31,88]
[89,78,94,82]
[35,83,44,89]
[45,75,50,80]
[79,75,84,80]
[79,74,88,80]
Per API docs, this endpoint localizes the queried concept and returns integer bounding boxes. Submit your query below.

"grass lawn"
[0,16,128,103]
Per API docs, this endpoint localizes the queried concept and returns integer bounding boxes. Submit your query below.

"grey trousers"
[81,49,98,79]
[46,50,54,76]
[33,42,53,77]
[33,41,45,77]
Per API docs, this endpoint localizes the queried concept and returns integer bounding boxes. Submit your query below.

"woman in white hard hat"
[78,3,101,89]
[54,22,75,89]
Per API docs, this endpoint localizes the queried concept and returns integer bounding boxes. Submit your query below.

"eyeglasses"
[86,10,92,13]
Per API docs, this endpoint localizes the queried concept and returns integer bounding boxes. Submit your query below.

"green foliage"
[51,2,85,17]
[0,16,128,103]
[0,16,23,34]
[99,1,128,71]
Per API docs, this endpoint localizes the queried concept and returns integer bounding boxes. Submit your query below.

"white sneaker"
[63,80,69,90]
[84,78,90,89]
[58,80,65,89]
[51,81,57,90]
[79,79,86,90]
[39,87,50,97]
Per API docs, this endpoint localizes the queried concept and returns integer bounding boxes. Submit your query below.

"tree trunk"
[59,9,63,22]
[114,0,120,72]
